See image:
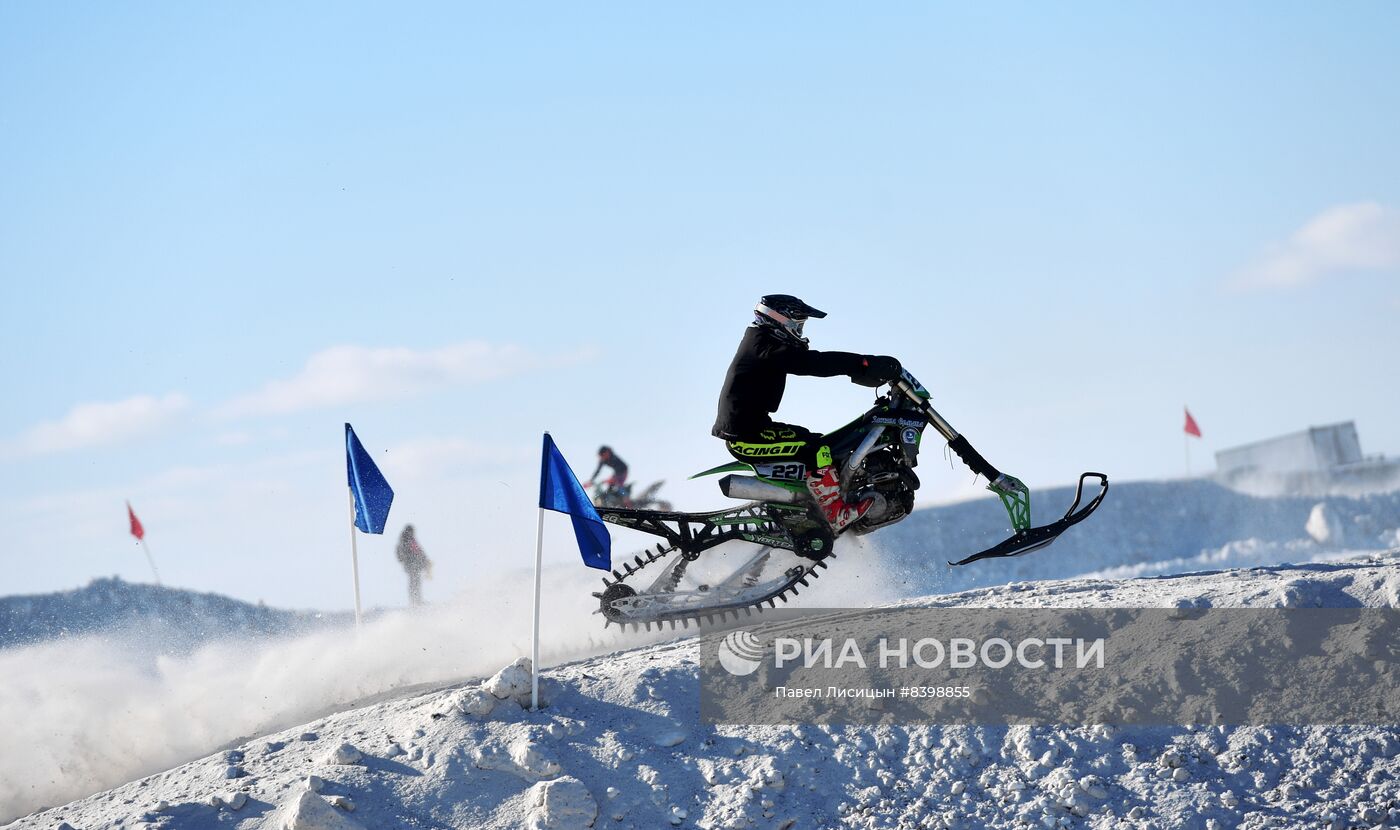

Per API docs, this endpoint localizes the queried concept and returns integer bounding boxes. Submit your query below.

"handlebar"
[891,377,1021,499]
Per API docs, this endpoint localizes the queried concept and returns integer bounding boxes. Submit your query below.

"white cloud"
[383,436,535,480]
[220,341,583,417]
[1233,201,1400,290]
[6,393,190,456]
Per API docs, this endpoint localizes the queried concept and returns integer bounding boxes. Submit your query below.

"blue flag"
[539,433,611,570]
[345,423,394,534]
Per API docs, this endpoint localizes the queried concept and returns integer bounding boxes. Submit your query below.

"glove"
[851,355,902,387]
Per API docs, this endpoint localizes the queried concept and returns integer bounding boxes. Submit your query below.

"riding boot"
[806,465,874,532]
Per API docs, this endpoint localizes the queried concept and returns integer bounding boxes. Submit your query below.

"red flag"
[1183,407,1202,438]
[127,501,145,541]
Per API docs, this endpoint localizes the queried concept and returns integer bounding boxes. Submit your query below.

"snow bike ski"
[592,369,1108,629]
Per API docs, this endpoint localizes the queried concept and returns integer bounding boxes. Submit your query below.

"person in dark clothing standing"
[396,524,432,606]
[713,294,902,558]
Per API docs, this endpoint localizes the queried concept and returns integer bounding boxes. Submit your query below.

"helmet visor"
[755,302,809,341]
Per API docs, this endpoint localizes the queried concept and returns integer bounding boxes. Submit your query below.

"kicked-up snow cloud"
[1233,201,1400,290]
[4,392,191,457]
[219,340,586,417]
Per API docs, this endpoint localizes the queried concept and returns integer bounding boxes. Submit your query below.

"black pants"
[721,422,838,559]
[722,422,824,473]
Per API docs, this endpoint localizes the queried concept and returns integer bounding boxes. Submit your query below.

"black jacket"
[591,454,628,482]
[712,325,866,439]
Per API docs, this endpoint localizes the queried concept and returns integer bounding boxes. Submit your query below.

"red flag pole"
[127,501,161,585]
[1182,407,1202,478]
[139,538,162,586]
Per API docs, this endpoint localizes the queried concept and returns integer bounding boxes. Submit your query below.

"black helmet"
[754,294,826,344]
[598,445,612,456]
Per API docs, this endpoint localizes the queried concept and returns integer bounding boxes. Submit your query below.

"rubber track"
[591,542,832,632]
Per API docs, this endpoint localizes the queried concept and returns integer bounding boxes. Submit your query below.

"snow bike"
[590,480,673,512]
[592,369,1107,630]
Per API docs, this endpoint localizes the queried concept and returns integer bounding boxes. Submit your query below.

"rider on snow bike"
[713,294,903,559]
[586,445,629,495]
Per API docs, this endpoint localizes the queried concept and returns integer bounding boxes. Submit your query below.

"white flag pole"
[138,538,161,586]
[347,488,363,629]
[531,489,546,712]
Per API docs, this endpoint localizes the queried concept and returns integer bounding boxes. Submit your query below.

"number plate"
[756,463,806,481]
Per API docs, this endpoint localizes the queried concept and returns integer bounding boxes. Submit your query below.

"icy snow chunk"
[274,790,366,830]
[653,727,688,748]
[325,742,363,765]
[307,775,326,792]
[512,739,563,779]
[471,745,513,772]
[454,687,499,718]
[327,795,355,812]
[485,657,534,704]
[1307,502,1342,545]
[1274,579,1321,608]
[525,775,597,829]
[214,791,248,810]
[1081,778,1107,799]
[475,740,561,780]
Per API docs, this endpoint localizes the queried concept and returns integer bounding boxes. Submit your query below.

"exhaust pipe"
[719,474,801,504]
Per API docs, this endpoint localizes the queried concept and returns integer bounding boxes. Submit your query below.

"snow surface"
[7,551,1398,830]
[874,478,1400,596]
[0,539,897,823]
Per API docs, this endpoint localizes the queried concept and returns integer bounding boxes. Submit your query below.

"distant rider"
[586,446,630,502]
[713,294,902,558]
[395,524,432,607]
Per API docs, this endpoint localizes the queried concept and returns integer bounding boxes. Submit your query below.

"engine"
[847,448,919,534]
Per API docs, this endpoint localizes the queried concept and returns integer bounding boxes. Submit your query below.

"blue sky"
[2,3,1397,609]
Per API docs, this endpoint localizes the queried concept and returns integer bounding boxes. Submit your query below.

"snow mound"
[274,790,365,830]
[526,776,597,829]
[8,551,1398,830]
